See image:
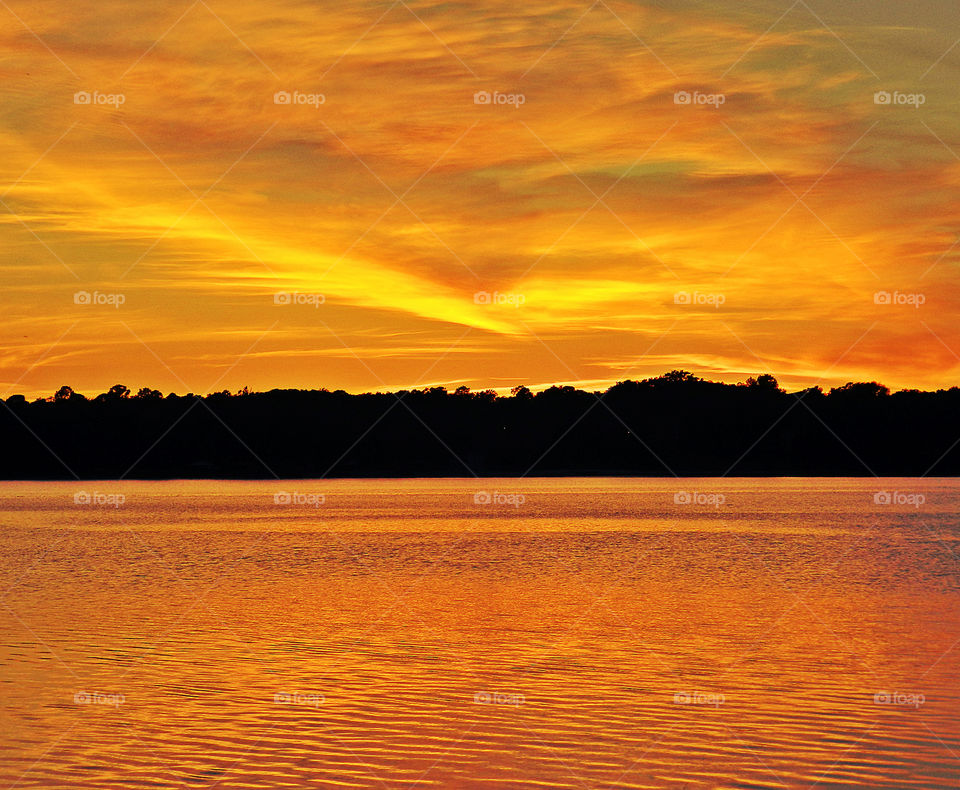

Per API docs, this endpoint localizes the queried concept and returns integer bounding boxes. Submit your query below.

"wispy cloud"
[1,0,959,395]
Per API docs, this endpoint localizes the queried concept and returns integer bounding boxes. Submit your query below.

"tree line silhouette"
[2,371,958,478]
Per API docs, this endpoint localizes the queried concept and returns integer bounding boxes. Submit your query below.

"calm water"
[0,478,958,789]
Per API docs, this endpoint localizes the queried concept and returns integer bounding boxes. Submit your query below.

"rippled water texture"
[1,478,958,788]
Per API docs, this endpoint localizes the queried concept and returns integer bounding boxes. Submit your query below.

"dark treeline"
[2,372,959,478]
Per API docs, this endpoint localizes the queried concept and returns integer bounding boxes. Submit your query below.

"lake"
[0,478,958,788]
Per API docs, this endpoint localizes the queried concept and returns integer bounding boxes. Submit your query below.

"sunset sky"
[2,0,960,397]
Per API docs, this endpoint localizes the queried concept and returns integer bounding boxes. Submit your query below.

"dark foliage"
[2,372,959,478]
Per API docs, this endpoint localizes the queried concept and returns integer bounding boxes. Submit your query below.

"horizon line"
[8,371,950,402]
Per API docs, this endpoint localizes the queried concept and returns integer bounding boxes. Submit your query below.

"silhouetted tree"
[829,382,890,399]
[742,374,782,391]
[100,384,130,400]
[658,370,699,384]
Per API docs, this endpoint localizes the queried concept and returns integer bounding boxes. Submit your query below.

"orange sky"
[2,0,960,397]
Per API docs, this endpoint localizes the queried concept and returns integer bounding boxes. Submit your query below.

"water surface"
[1,478,958,788]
